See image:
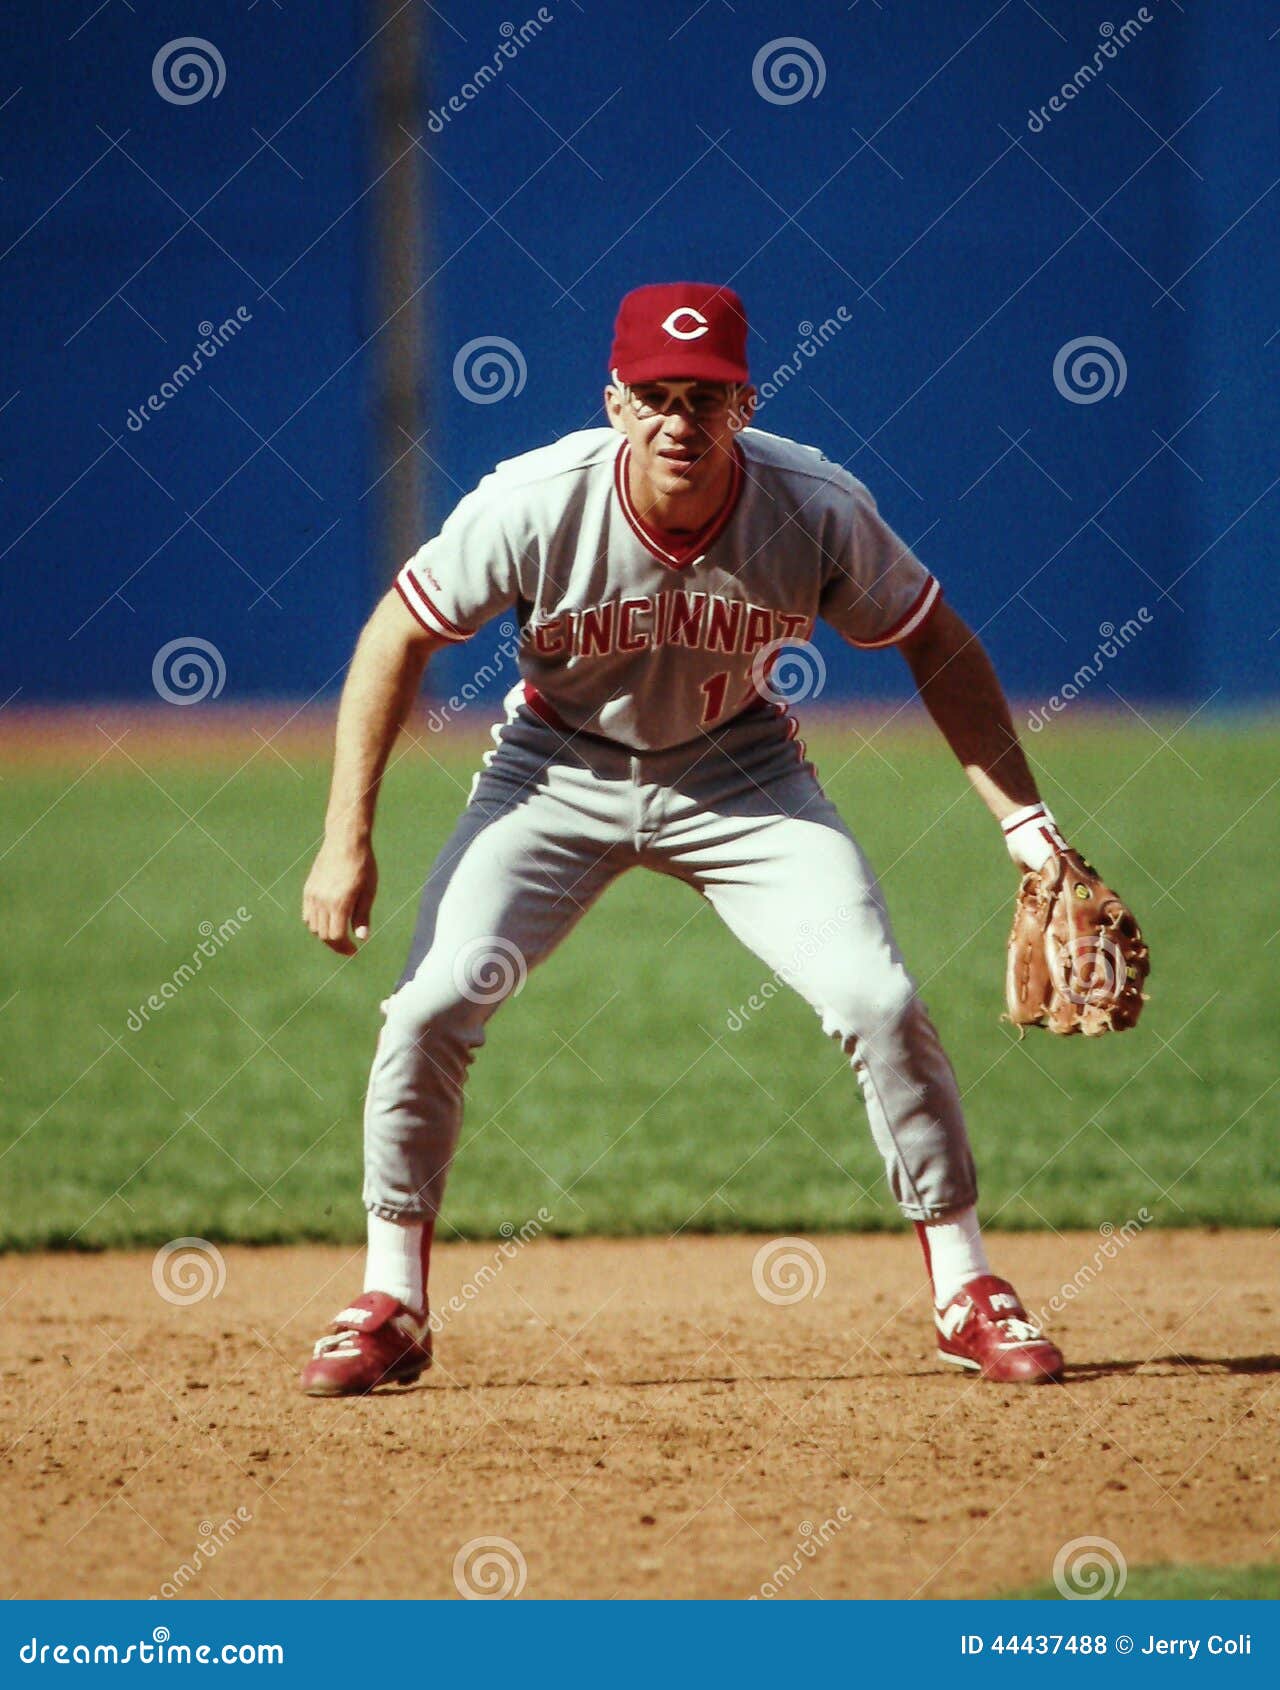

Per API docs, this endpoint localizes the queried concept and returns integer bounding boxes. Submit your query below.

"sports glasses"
[619,379,743,422]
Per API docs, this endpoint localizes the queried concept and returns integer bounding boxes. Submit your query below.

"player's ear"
[604,385,627,434]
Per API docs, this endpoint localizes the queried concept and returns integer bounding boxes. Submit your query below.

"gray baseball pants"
[362,688,977,1225]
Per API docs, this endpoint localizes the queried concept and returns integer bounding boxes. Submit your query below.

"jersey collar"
[614,438,744,570]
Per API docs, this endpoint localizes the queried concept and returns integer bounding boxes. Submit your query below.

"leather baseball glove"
[1005,848,1150,1035]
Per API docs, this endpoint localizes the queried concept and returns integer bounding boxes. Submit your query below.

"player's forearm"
[899,603,1041,820]
[323,606,431,847]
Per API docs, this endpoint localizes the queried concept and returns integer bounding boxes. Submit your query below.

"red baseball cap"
[609,282,750,384]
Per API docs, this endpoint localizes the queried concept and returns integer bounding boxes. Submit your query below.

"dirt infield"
[2,1232,1277,1601]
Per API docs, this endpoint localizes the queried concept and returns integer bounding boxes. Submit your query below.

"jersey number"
[699,670,731,726]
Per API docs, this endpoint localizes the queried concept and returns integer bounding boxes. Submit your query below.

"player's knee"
[381,965,492,1055]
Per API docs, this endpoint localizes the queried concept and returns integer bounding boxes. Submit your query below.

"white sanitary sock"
[363,1213,425,1312]
[920,1206,990,1307]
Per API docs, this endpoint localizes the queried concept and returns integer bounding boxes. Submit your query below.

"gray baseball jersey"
[395,426,941,751]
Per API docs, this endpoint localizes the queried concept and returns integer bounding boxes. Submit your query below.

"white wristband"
[1002,802,1068,872]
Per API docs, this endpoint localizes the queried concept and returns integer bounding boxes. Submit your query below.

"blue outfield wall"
[0,4,376,704]
[0,1,1275,710]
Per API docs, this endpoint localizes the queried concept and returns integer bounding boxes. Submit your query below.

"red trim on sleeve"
[843,575,942,651]
[395,569,471,642]
[394,576,434,632]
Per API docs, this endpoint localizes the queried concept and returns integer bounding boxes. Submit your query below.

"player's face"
[606,379,755,494]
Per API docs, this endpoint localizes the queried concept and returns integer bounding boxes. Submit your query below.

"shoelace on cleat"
[991,1315,1046,1346]
[311,1330,365,1359]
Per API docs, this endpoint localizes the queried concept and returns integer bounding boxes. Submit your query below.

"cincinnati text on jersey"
[518,592,815,659]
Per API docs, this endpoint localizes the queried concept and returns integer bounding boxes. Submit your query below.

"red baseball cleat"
[300,1291,433,1397]
[934,1275,1064,1384]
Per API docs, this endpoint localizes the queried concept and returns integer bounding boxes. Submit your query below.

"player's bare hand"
[302,837,378,957]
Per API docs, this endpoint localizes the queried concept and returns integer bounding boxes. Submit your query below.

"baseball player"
[299,281,1084,1395]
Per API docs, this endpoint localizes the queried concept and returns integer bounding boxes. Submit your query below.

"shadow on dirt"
[1063,1352,1280,1381]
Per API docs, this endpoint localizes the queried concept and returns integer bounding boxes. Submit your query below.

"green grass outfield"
[2,713,1276,1249]
[1003,1563,1280,1600]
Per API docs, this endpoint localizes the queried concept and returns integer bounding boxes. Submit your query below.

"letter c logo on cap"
[661,307,709,341]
